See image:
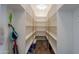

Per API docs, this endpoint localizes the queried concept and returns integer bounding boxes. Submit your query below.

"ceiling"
[7,4,25,12]
[31,4,52,17]
[31,4,52,22]
[21,4,63,22]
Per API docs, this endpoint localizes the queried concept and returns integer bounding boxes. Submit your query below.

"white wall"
[0,5,8,53]
[73,7,79,54]
[21,4,34,18]
[25,12,33,36]
[48,14,57,37]
[57,4,79,54]
[48,14,57,26]
[48,4,63,18]
[57,7,73,54]
[13,11,26,54]
[35,22,47,32]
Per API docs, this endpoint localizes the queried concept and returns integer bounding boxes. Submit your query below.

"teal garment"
[9,32,14,41]
[9,24,18,41]
[9,30,18,41]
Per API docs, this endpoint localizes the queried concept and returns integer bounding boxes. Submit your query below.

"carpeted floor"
[34,40,51,54]
[27,36,55,54]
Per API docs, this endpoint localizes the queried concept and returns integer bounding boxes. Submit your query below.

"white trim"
[47,37,57,53]
[46,31,57,53]
[25,32,35,53]
[25,37,35,53]
[25,31,35,41]
[46,31,57,40]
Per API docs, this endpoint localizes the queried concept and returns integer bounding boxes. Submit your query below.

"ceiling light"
[36,4,48,10]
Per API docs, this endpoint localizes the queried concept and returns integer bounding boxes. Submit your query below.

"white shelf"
[46,31,57,40]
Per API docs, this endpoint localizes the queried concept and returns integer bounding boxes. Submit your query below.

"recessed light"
[36,4,48,10]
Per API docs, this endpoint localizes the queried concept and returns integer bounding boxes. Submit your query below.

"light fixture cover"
[36,4,48,10]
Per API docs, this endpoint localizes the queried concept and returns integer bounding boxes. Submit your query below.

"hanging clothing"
[8,24,19,54]
[13,40,19,54]
[9,24,18,41]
